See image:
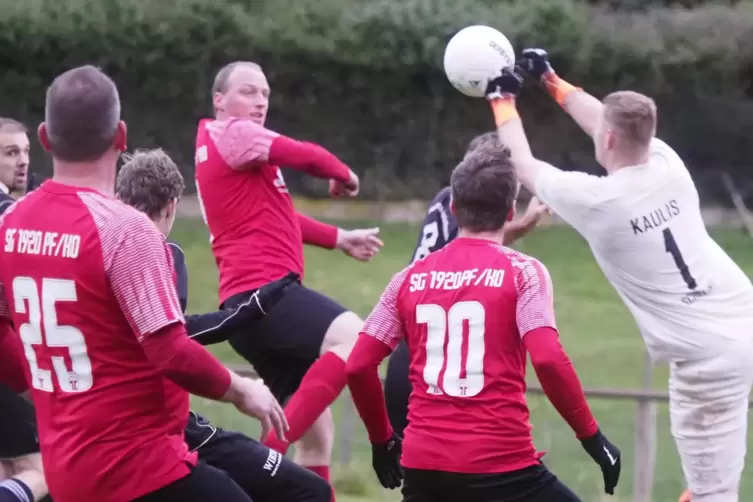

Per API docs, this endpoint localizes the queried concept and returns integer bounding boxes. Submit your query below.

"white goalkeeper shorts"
[669,337,753,502]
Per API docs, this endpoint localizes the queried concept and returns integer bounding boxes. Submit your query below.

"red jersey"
[361,238,557,474]
[195,118,303,303]
[0,181,195,502]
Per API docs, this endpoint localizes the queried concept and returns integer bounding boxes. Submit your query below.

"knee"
[320,311,362,360]
[294,408,335,465]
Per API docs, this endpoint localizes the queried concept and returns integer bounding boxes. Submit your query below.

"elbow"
[344,356,369,381]
[529,352,559,374]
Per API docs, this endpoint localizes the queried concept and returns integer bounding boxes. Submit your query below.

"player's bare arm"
[483,69,560,195]
[517,48,603,139]
[502,196,549,246]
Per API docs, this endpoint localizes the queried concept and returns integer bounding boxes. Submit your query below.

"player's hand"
[329,170,360,198]
[371,432,403,489]
[679,488,692,502]
[517,48,555,81]
[336,227,384,262]
[581,429,621,495]
[249,272,299,318]
[485,67,524,101]
[521,196,551,224]
[232,377,289,442]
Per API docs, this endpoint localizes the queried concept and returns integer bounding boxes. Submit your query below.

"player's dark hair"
[212,61,262,95]
[464,131,501,157]
[44,65,120,162]
[451,147,517,233]
[0,118,27,134]
[116,149,185,220]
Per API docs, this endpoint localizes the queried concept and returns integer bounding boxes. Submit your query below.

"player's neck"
[605,150,649,174]
[52,158,117,198]
[457,228,505,244]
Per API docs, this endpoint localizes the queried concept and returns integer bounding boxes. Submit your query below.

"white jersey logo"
[273,168,288,194]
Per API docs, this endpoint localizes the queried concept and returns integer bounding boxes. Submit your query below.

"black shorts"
[385,339,411,437]
[0,384,39,458]
[401,464,582,502]
[132,462,251,502]
[190,417,330,502]
[225,281,347,402]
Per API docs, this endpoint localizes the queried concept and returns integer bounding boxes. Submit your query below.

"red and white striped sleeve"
[207,118,279,169]
[361,267,410,350]
[83,193,184,341]
[513,257,557,337]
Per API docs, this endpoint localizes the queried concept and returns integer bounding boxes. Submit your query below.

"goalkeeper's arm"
[542,72,604,139]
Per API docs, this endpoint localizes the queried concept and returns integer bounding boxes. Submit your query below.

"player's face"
[215,66,270,125]
[0,130,30,192]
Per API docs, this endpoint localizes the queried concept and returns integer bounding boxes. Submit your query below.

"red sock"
[307,465,336,502]
[264,352,347,454]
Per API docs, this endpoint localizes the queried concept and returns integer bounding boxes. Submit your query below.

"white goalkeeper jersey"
[536,138,753,362]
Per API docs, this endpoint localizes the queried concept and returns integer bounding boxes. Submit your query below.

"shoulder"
[77,191,162,256]
[167,241,185,261]
[489,244,552,288]
[78,191,155,229]
[430,186,451,206]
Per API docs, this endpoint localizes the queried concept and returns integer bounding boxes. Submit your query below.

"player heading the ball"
[346,147,621,501]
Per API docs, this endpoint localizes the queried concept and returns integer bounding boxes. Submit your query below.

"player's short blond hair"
[116,149,185,220]
[0,118,27,134]
[212,61,263,95]
[602,91,657,152]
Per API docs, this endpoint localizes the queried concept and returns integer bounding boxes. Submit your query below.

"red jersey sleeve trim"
[524,326,598,439]
[297,213,338,249]
[345,334,394,443]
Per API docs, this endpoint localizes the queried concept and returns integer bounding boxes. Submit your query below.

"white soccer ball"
[443,25,516,98]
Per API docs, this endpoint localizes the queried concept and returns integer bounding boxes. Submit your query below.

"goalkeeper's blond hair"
[603,91,657,155]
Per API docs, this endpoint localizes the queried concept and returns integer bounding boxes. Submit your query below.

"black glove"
[371,432,403,489]
[517,48,555,81]
[484,67,524,101]
[581,429,621,495]
[251,272,299,317]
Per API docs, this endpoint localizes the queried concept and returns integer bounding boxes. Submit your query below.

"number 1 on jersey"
[663,228,697,290]
[416,301,485,397]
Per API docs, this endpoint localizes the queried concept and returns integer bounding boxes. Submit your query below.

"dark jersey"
[0,191,15,216]
[410,186,457,264]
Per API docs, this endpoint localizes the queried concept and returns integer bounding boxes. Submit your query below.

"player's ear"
[605,128,616,151]
[449,197,456,216]
[114,121,128,153]
[37,123,51,152]
[212,92,225,114]
[506,207,515,222]
[166,198,177,219]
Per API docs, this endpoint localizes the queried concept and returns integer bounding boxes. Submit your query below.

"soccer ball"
[443,25,516,98]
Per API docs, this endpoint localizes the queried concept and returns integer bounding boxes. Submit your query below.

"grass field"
[172,218,753,502]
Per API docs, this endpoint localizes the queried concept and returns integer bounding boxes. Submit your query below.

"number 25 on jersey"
[417,301,485,398]
[13,277,92,393]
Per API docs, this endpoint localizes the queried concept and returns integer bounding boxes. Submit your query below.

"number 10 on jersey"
[416,301,485,398]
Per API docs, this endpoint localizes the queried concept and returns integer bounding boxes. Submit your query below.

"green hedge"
[1,0,752,199]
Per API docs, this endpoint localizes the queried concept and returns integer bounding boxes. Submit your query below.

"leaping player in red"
[346,147,622,501]
[194,61,383,499]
